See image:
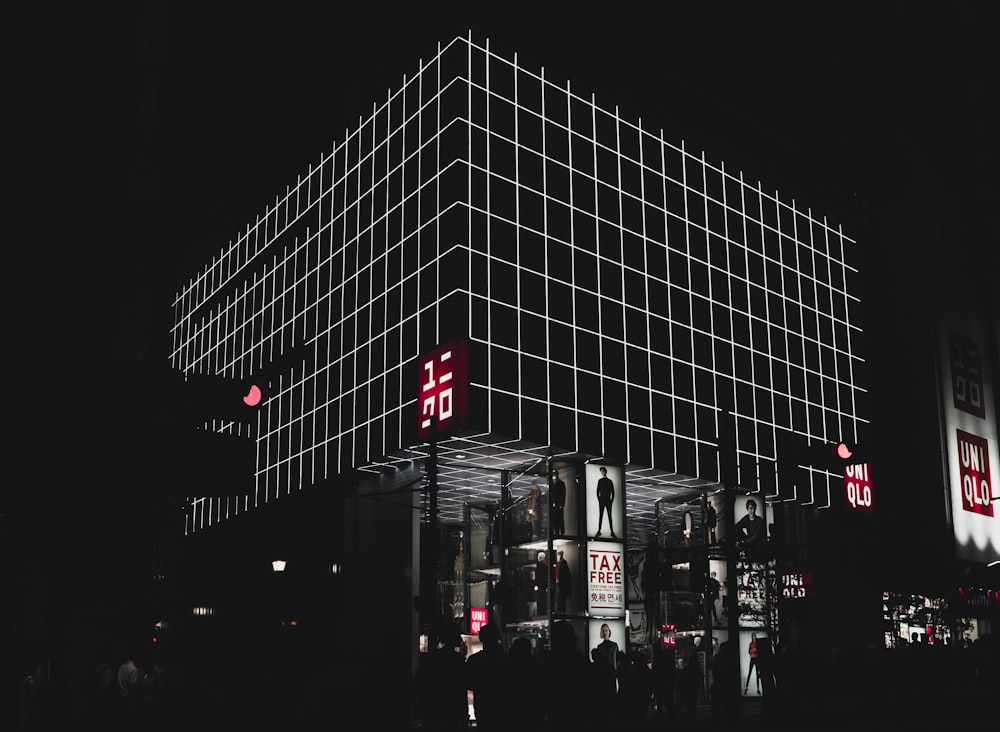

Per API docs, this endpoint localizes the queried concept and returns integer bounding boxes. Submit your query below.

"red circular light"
[243,384,262,407]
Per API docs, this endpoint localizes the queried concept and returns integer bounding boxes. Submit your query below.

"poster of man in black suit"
[550,468,567,536]
[594,467,616,538]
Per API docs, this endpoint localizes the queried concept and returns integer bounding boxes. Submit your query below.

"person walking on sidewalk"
[677,648,703,727]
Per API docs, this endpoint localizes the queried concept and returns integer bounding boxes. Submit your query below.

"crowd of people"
[412,619,709,732]
[412,621,1000,731]
[14,621,997,730]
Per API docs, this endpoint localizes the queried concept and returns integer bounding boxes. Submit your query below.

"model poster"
[585,464,624,540]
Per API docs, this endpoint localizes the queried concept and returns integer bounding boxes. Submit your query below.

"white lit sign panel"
[736,560,768,626]
[587,618,626,667]
[586,541,624,616]
[738,629,770,697]
[938,314,1000,564]
[584,464,624,540]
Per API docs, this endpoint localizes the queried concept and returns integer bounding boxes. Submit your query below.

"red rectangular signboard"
[845,462,874,511]
[470,607,488,634]
[956,429,994,517]
[417,339,468,440]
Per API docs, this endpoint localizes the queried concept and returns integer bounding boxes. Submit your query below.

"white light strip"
[615,105,629,460]
[514,50,522,440]
[638,116,654,467]
[541,63,551,449]
[568,78,579,452]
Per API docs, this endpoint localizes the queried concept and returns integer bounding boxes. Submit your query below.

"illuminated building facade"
[170,32,868,530]
[168,33,882,708]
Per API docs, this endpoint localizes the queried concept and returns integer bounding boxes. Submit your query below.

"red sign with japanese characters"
[587,543,624,615]
[417,340,468,440]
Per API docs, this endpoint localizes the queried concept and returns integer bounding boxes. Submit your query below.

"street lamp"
[272,559,287,573]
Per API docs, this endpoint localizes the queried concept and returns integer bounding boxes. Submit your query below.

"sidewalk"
[445,696,993,732]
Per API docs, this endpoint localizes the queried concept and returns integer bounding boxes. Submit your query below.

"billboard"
[587,618,627,673]
[937,310,1000,564]
[584,464,624,540]
[586,541,625,616]
[738,629,772,697]
[550,462,581,537]
[844,462,875,512]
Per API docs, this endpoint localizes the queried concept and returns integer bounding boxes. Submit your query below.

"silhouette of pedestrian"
[543,621,593,732]
[412,651,432,728]
[465,623,507,731]
[93,655,117,724]
[19,662,42,732]
[619,650,653,730]
[652,645,678,719]
[507,638,544,731]
[678,648,702,726]
[710,640,739,729]
[115,652,147,730]
[421,622,468,731]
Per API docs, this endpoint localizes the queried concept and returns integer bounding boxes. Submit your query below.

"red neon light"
[243,384,263,407]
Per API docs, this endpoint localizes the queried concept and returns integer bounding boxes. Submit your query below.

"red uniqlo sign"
[470,607,488,634]
[844,463,874,511]
[957,429,994,517]
[417,339,468,440]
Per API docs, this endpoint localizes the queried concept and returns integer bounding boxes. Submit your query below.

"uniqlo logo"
[949,331,986,418]
[957,430,994,517]
[417,340,468,439]
[469,607,488,634]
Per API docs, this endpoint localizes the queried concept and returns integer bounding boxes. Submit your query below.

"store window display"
[554,549,572,613]
[532,551,549,617]
[526,480,543,541]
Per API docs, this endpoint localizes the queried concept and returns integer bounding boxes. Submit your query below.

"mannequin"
[526,480,543,540]
[534,551,549,616]
[554,549,571,612]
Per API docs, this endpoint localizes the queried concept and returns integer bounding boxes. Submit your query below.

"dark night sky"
[147,2,986,266]
[140,2,998,421]
[134,1,998,322]
[37,2,983,295]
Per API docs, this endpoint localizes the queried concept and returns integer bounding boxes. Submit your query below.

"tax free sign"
[587,542,624,616]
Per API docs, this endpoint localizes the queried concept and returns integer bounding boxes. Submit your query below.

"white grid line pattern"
[170,34,867,534]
